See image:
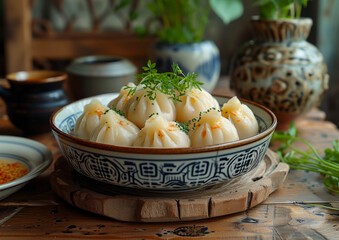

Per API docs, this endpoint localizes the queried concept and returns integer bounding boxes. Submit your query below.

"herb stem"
[275,134,322,160]
[126,60,202,103]
[273,122,339,193]
[295,202,339,211]
[280,140,339,175]
[289,142,339,171]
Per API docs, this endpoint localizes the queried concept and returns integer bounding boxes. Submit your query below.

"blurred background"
[0,0,338,126]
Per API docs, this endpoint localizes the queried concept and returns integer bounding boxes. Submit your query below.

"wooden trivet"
[50,149,289,222]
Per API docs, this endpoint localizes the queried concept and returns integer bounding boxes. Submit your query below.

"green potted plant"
[230,0,329,130]
[136,0,243,92]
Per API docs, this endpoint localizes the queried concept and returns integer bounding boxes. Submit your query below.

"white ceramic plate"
[0,136,53,200]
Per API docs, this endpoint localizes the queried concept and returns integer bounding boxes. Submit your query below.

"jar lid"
[66,55,137,77]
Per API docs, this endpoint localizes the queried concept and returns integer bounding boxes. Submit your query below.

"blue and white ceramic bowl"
[0,136,53,200]
[50,94,277,192]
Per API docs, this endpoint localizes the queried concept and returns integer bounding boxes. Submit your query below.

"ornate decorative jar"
[230,17,329,129]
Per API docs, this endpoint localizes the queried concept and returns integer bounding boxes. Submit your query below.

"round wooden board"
[50,149,289,223]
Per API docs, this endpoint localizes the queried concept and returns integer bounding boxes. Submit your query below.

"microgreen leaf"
[176,121,189,135]
[108,108,125,117]
[127,60,202,103]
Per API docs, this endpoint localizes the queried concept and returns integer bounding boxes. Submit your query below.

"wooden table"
[0,83,339,239]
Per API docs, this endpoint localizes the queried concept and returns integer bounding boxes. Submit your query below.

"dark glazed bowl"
[1,70,69,134]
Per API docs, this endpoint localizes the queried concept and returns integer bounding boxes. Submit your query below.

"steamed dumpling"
[108,82,136,111]
[189,109,239,147]
[123,89,176,128]
[221,96,258,139]
[133,115,190,148]
[73,99,108,140]
[175,87,220,123]
[90,109,139,146]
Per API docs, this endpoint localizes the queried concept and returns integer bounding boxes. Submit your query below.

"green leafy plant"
[252,0,311,19]
[125,60,203,103]
[272,122,339,193]
[136,0,243,43]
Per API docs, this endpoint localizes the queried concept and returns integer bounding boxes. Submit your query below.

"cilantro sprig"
[125,60,203,103]
[272,122,339,193]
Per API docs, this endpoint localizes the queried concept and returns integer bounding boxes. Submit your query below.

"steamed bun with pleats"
[189,109,239,147]
[133,115,190,148]
[73,99,108,140]
[90,109,139,146]
[108,82,136,111]
[221,96,258,139]
[175,87,220,123]
[123,89,176,128]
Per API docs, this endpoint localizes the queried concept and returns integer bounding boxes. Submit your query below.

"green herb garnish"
[272,122,339,193]
[107,108,125,117]
[187,107,219,131]
[125,60,203,103]
[176,121,189,135]
[148,112,159,118]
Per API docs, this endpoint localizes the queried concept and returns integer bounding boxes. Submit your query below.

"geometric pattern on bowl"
[51,93,277,192]
[60,138,270,192]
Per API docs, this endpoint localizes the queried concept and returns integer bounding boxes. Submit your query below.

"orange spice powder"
[95,110,104,118]
[0,160,28,185]
[202,129,207,138]
[158,130,164,138]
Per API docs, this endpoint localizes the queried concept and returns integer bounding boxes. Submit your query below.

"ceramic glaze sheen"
[152,41,220,92]
[66,55,137,99]
[50,93,277,192]
[0,71,69,134]
[231,18,329,129]
[0,136,53,200]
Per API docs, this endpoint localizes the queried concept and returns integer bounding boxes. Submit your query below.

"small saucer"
[0,136,53,200]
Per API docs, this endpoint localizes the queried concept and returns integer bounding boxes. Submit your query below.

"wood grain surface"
[1,203,338,239]
[49,149,289,222]
[0,81,339,239]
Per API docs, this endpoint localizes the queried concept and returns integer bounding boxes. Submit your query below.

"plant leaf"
[276,0,295,8]
[254,0,310,19]
[324,140,339,163]
[258,0,279,19]
[324,175,339,193]
[210,0,243,24]
[272,123,339,193]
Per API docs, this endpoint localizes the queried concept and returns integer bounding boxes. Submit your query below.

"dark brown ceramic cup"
[0,70,69,134]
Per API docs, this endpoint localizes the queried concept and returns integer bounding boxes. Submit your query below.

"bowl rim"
[6,70,68,84]
[50,94,277,154]
[0,135,53,190]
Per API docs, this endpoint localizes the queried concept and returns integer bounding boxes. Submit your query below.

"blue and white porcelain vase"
[152,40,220,92]
[230,18,329,130]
